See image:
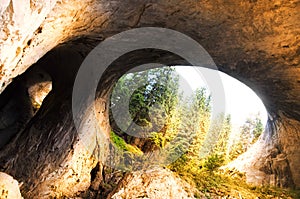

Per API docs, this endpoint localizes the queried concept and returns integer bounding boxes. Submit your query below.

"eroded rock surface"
[0,172,23,199]
[226,113,300,188]
[0,0,299,197]
[109,167,196,199]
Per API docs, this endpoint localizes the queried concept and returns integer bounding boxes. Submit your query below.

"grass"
[172,167,300,199]
[110,131,143,156]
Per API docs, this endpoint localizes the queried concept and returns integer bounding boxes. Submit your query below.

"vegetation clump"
[110,131,143,156]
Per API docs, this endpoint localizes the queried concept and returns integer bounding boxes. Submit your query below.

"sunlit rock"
[0,0,299,197]
[110,167,196,199]
[0,172,23,199]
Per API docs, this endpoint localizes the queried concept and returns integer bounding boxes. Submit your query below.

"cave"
[0,0,299,198]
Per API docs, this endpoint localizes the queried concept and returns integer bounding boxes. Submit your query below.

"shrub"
[203,153,224,171]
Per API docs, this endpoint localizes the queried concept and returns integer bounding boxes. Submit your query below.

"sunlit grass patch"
[110,131,143,156]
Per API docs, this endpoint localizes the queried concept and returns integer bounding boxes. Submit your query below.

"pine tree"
[109,66,180,151]
[169,88,212,171]
[228,112,264,160]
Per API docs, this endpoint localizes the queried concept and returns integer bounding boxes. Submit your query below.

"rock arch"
[0,0,299,197]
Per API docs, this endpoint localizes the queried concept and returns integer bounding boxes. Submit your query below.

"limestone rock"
[110,167,196,199]
[0,172,23,199]
[0,0,299,197]
[224,114,298,188]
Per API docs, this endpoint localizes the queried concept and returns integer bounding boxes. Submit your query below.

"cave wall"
[0,0,299,197]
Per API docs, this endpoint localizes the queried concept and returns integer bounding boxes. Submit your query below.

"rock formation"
[0,172,23,199]
[109,167,196,199]
[0,0,299,198]
[0,65,51,149]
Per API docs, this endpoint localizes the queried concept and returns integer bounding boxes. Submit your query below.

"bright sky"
[175,66,268,128]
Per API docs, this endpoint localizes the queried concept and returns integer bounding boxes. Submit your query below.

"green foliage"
[252,117,263,142]
[150,132,171,148]
[203,153,225,171]
[169,110,232,173]
[228,141,244,161]
[110,67,180,144]
[201,113,231,162]
[110,130,127,150]
[110,131,143,155]
[174,168,299,199]
[171,88,212,164]
[228,112,264,160]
